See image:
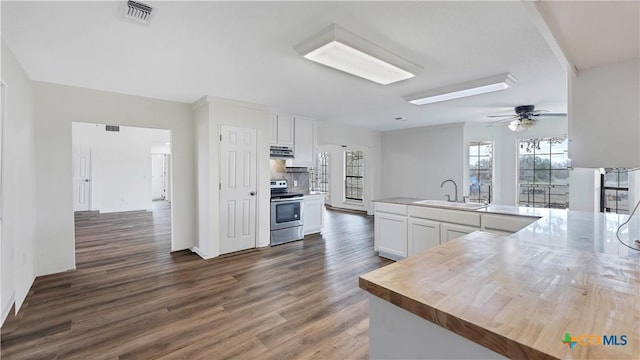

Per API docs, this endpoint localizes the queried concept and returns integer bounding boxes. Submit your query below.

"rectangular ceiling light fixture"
[404,73,517,105]
[294,24,422,85]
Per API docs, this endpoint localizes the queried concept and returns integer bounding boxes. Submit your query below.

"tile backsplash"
[270,159,310,194]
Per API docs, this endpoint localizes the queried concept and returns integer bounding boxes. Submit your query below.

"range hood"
[270,145,294,159]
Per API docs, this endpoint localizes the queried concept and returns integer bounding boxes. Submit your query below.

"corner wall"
[380,124,465,201]
[32,82,196,276]
[1,39,37,319]
[316,121,382,214]
[193,96,271,259]
[569,59,640,168]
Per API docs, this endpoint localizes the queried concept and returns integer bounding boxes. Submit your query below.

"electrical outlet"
[294,180,298,187]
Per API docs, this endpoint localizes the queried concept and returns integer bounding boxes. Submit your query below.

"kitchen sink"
[411,199,488,210]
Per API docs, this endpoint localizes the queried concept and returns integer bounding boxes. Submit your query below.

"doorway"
[72,122,173,264]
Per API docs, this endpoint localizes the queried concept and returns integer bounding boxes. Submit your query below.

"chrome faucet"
[440,179,459,202]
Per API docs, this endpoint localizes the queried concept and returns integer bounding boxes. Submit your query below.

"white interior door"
[151,154,165,200]
[72,147,92,211]
[220,126,257,254]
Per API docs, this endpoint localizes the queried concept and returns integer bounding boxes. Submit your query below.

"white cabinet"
[375,202,542,260]
[408,218,440,256]
[271,114,294,146]
[374,203,408,261]
[440,223,480,243]
[292,117,315,166]
[303,194,324,235]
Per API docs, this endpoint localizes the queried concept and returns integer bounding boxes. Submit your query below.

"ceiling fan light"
[404,73,517,105]
[508,119,536,132]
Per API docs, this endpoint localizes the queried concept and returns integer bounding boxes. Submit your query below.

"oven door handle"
[271,197,303,203]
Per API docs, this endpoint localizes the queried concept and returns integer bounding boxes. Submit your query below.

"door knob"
[250,191,256,196]
[84,179,90,182]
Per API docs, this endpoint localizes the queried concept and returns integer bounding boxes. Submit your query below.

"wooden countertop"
[359,231,640,359]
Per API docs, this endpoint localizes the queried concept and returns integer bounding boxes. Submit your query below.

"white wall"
[464,117,568,206]
[568,168,601,212]
[380,124,465,201]
[193,96,270,259]
[32,81,195,276]
[569,59,640,168]
[72,123,170,213]
[316,121,382,214]
[1,39,37,320]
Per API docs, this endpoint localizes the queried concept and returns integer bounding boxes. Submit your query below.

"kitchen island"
[360,200,640,359]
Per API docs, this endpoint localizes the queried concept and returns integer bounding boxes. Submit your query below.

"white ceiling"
[1,1,627,131]
[537,0,640,72]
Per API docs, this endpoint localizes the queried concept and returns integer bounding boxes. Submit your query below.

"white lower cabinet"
[374,203,408,261]
[440,223,481,243]
[408,218,440,256]
[303,194,324,235]
[375,202,540,261]
[375,213,408,260]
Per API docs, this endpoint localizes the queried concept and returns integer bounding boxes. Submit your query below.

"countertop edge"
[358,275,558,360]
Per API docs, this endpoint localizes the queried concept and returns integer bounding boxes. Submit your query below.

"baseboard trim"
[325,204,368,215]
[190,246,216,260]
[1,292,15,326]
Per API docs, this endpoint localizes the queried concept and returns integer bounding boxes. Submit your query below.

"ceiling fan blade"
[487,114,517,118]
[488,116,518,123]
[531,112,567,117]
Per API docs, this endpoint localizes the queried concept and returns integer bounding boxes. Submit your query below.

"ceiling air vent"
[106,125,120,132]
[121,0,154,25]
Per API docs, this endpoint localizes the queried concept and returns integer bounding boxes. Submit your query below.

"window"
[344,149,364,201]
[317,151,329,192]
[518,137,569,209]
[601,169,629,214]
[468,141,493,203]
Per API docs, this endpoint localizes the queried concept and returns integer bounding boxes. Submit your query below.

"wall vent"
[106,125,120,132]
[121,1,154,25]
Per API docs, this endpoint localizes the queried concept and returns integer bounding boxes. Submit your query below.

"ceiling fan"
[487,105,566,132]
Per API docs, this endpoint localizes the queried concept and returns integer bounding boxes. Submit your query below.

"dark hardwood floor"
[1,202,392,359]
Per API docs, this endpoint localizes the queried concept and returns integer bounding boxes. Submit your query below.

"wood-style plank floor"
[1,201,392,359]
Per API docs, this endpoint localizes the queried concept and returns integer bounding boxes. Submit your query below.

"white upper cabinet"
[292,116,315,166]
[271,114,294,146]
[272,113,317,166]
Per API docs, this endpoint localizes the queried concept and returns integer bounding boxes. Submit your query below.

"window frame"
[468,141,493,204]
[316,151,329,193]
[344,149,364,202]
[517,136,570,209]
[600,168,629,214]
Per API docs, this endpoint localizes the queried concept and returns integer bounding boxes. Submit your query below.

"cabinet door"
[408,218,440,256]
[440,223,479,243]
[276,115,294,146]
[375,212,407,260]
[303,196,324,235]
[292,117,315,166]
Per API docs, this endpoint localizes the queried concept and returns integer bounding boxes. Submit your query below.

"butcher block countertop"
[360,205,640,359]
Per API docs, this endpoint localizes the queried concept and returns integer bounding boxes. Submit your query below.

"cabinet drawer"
[408,206,480,227]
[482,214,539,233]
[375,202,408,216]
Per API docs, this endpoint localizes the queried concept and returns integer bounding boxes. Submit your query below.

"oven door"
[271,198,304,230]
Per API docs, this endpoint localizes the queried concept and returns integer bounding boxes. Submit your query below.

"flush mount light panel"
[404,73,517,105]
[295,24,422,85]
